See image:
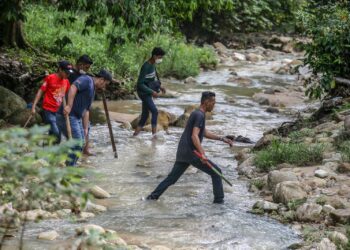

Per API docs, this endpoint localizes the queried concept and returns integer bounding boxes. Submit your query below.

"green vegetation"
[298,1,350,99]
[250,178,265,190]
[340,141,350,162]
[287,198,306,211]
[254,140,324,171]
[0,126,87,246]
[289,129,315,143]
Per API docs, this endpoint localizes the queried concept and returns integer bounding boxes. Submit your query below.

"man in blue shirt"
[57,69,112,166]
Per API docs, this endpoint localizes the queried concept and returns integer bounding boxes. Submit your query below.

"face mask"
[79,69,86,74]
[155,58,163,64]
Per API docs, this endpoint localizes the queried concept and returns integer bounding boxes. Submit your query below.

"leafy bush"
[0,126,87,246]
[24,4,217,83]
[298,2,350,99]
[254,140,324,171]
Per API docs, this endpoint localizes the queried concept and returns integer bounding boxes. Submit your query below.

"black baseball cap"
[58,60,74,74]
[95,69,112,82]
[77,54,93,65]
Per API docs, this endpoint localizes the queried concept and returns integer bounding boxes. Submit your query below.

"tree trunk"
[0,20,29,48]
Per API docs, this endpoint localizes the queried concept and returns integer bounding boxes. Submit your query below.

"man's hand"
[63,105,71,116]
[152,91,159,98]
[200,153,209,164]
[160,86,166,94]
[31,105,36,114]
[222,137,233,147]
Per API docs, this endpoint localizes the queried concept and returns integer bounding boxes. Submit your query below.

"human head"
[151,47,165,64]
[57,60,74,79]
[94,69,112,90]
[76,54,93,73]
[200,91,216,112]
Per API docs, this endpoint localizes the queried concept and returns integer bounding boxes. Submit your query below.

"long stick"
[23,114,33,128]
[102,91,118,158]
[193,150,233,186]
[63,97,72,139]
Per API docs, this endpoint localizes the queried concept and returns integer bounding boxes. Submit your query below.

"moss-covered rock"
[0,86,26,119]
[7,108,42,126]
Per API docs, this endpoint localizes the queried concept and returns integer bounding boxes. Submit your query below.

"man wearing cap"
[57,69,112,166]
[31,60,73,143]
[68,54,95,156]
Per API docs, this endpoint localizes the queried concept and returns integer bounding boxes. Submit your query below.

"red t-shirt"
[40,74,70,112]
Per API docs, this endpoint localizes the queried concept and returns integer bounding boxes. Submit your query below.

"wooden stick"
[102,91,118,158]
[335,77,350,87]
[63,97,72,139]
[23,114,33,128]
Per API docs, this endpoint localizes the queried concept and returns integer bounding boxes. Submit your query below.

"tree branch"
[335,77,350,87]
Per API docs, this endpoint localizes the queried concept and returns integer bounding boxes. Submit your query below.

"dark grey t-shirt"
[176,109,206,162]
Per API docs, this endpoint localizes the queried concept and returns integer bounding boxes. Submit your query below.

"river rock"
[337,162,350,173]
[268,170,298,191]
[21,209,56,221]
[246,53,264,62]
[304,177,327,189]
[325,196,349,209]
[345,115,350,131]
[184,77,197,84]
[131,110,177,132]
[329,231,348,247]
[273,181,307,205]
[323,205,335,214]
[38,230,59,241]
[105,229,127,246]
[329,208,350,224]
[296,203,323,222]
[253,200,279,212]
[89,106,107,125]
[89,185,111,199]
[173,113,190,128]
[77,224,105,235]
[78,212,95,220]
[85,201,107,213]
[316,238,337,250]
[227,76,253,86]
[213,42,227,55]
[265,107,280,113]
[314,169,329,178]
[232,52,246,61]
[254,134,278,150]
[237,156,255,178]
[0,86,26,119]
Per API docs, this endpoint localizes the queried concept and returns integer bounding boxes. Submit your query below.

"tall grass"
[24,4,217,82]
[254,140,324,171]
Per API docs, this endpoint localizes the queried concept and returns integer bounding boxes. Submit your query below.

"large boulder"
[7,108,42,126]
[89,106,106,125]
[273,181,307,205]
[296,203,323,222]
[268,170,298,191]
[316,238,337,250]
[0,86,26,119]
[329,231,348,247]
[173,105,213,128]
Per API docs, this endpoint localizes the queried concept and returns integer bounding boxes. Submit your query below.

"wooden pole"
[102,91,118,158]
[63,97,72,139]
[23,114,33,128]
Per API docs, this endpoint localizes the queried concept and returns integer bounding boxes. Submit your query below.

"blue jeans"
[148,157,224,203]
[138,95,158,128]
[43,110,61,144]
[57,114,84,166]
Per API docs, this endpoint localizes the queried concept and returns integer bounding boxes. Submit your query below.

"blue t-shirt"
[70,75,95,118]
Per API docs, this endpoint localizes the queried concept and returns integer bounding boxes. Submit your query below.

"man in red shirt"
[31,60,73,143]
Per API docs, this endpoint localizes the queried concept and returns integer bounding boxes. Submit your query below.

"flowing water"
[7,53,306,249]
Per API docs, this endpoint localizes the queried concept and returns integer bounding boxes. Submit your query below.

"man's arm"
[64,85,78,116]
[31,89,44,114]
[192,127,206,156]
[205,129,233,146]
[83,110,89,139]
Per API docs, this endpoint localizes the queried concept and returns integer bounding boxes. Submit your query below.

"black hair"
[77,54,93,65]
[151,47,166,57]
[201,91,216,104]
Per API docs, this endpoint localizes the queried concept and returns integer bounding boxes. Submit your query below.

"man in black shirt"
[147,91,233,204]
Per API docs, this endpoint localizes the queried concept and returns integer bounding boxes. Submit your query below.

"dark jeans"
[138,95,158,128]
[149,157,224,203]
[57,114,84,166]
[43,110,61,144]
